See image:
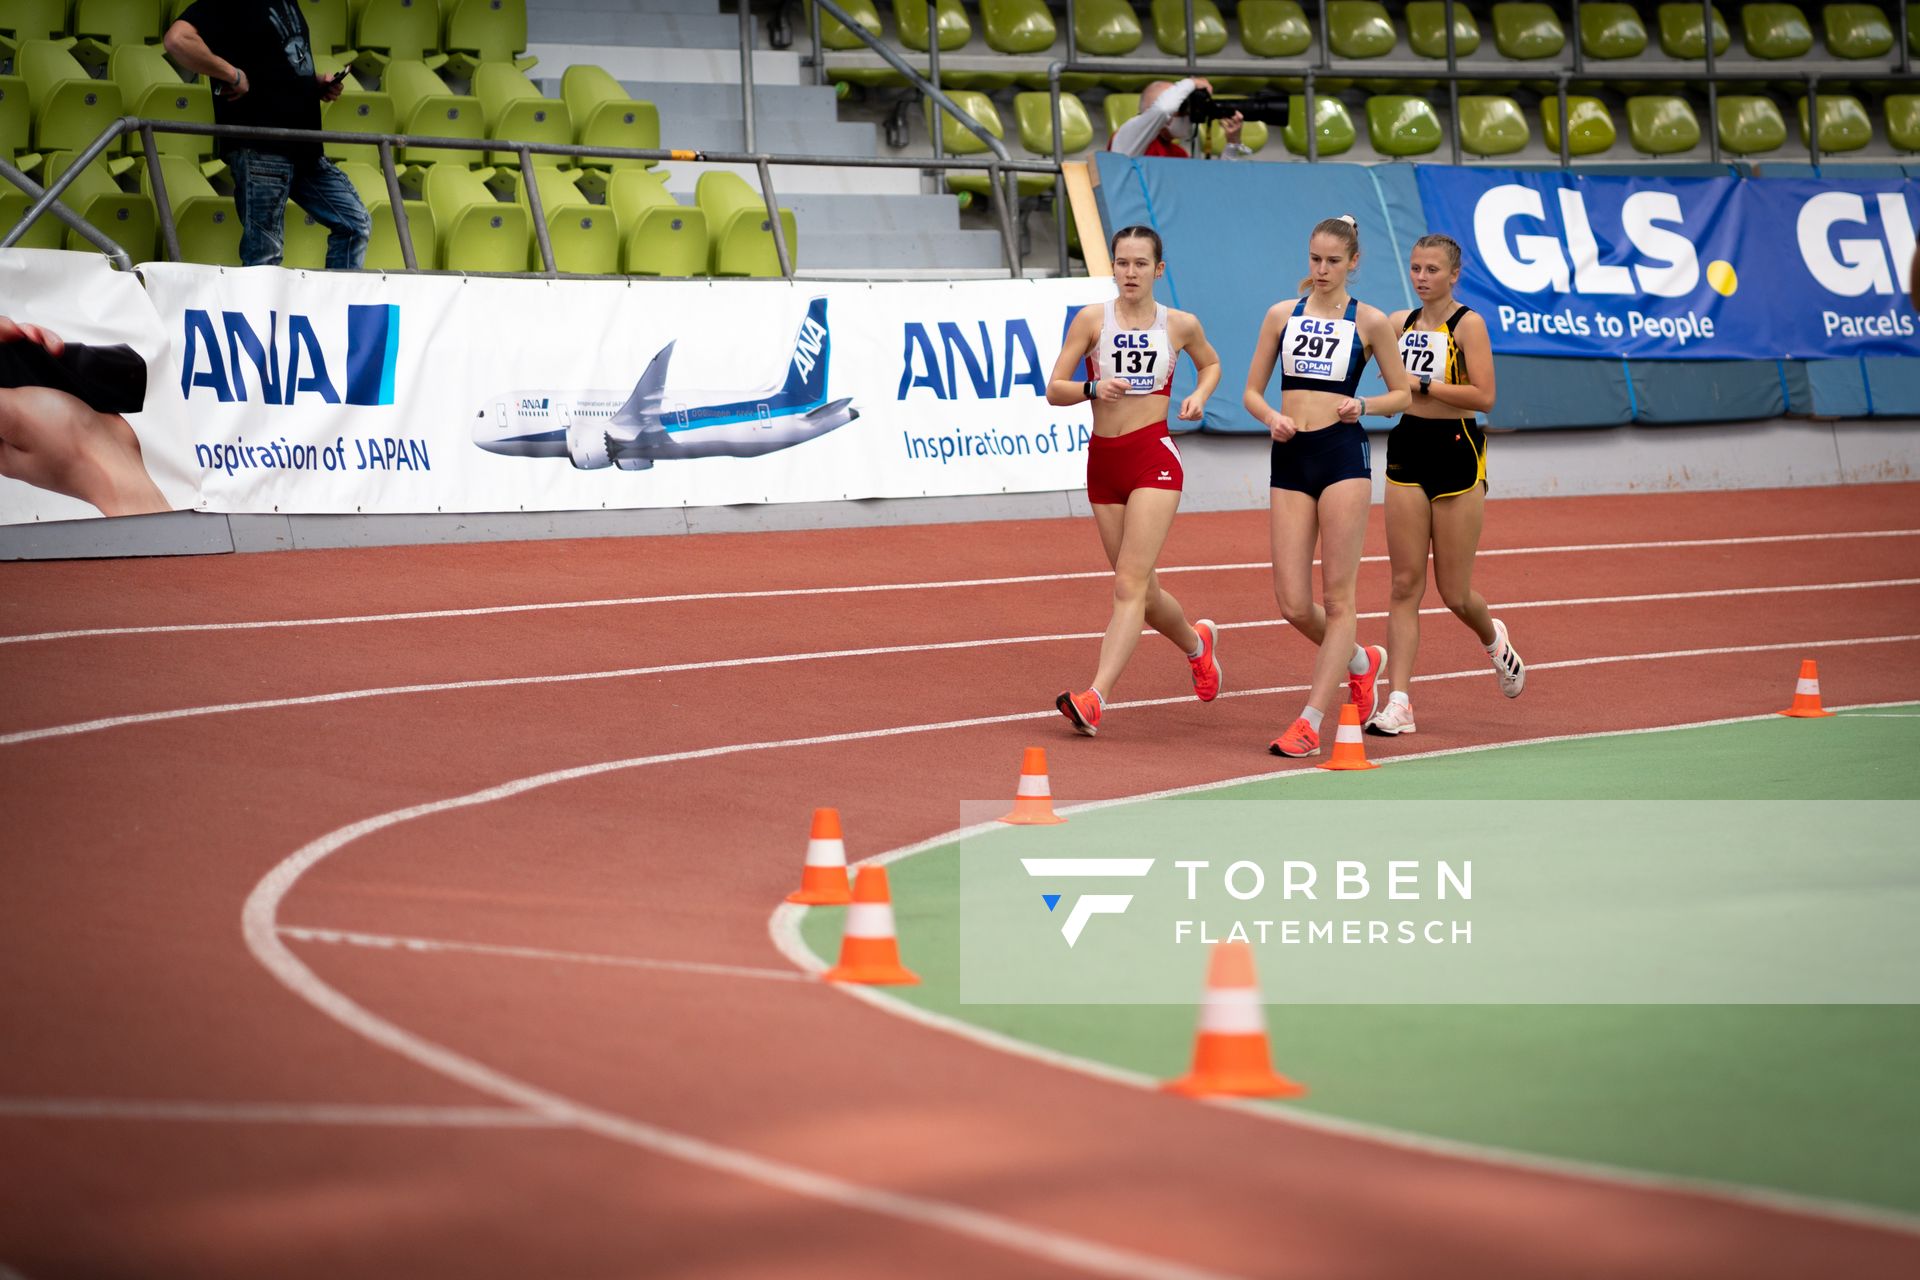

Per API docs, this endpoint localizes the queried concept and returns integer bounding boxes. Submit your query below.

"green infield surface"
[796,708,1920,1216]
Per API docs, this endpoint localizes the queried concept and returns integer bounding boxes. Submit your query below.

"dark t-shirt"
[179,0,321,161]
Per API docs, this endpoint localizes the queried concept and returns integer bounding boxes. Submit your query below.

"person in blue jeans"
[163,0,370,269]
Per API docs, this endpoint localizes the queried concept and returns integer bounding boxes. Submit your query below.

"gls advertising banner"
[0,249,1109,525]
[1416,168,1918,360]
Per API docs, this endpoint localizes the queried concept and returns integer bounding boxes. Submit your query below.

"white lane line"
[0,1099,562,1127]
[6,578,1916,748]
[0,1265,36,1280]
[1836,713,1920,718]
[770,700,1920,1241]
[241,639,1920,1275]
[8,528,1917,647]
[280,926,808,983]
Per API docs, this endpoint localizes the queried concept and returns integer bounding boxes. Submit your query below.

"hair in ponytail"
[1297,213,1361,294]
[1412,232,1463,272]
[1109,224,1164,263]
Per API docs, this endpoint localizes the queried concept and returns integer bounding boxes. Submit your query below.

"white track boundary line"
[769,701,1920,1242]
[279,926,807,983]
[0,1099,565,1127]
[8,528,1917,647]
[8,579,1917,748]
[237,644,1920,1277]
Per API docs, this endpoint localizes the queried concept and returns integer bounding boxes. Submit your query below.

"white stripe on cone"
[844,902,896,939]
[1797,678,1821,695]
[1336,721,1365,743]
[804,838,847,868]
[1197,986,1268,1034]
[1016,774,1052,798]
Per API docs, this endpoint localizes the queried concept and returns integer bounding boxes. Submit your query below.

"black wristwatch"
[1419,373,1432,394]
[1083,379,1097,401]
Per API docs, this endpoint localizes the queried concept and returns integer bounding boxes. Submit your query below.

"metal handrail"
[1041,56,1889,171]
[1,116,1059,279]
[0,155,133,270]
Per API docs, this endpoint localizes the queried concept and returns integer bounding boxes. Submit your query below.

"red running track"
[1,483,1918,1279]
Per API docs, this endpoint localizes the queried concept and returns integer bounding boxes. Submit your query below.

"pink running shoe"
[1268,717,1320,758]
[1056,689,1102,737]
[1349,644,1386,724]
[1189,619,1223,702]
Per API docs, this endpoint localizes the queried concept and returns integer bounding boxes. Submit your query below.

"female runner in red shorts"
[1046,225,1226,736]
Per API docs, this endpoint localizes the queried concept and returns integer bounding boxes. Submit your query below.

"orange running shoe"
[1268,717,1320,758]
[1349,644,1386,724]
[1056,689,1102,737]
[1189,619,1223,702]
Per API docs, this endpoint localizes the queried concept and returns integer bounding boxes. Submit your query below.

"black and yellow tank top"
[1398,304,1473,417]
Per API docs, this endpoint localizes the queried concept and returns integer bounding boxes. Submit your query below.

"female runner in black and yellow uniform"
[1370,234,1524,736]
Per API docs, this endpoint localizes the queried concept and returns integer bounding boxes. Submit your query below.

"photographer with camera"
[164,0,370,269]
[1108,78,1253,160]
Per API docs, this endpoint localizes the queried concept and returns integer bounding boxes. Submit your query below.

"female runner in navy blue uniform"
[1244,215,1411,758]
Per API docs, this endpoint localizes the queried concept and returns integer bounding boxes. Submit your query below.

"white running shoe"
[1367,699,1417,735]
[1490,618,1525,698]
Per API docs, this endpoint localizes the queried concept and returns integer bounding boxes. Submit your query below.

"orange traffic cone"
[1317,703,1379,771]
[786,807,853,905]
[998,747,1068,825]
[823,866,920,985]
[1778,659,1835,718]
[1163,942,1306,1099]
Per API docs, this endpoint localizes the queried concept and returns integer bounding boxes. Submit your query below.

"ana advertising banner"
[1415,168,1919,360]
[0,250,1113,525]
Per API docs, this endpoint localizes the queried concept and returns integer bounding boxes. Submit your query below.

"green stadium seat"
[806,0,882,52]
[473,62,569,168]
[282,201,331,269]
[1822,5,1894,59]
[1240,1,1312,58]
[352,0,445,79]
[1458,94,1530,155]
[1151,0,1227,56]
[1104,91,1140,140]
[0,182,65,250]
[2,1,70,41]
[1579,3,1648,59]
[19,41,126,155]
[607,169,705,276]
[72,0,166,48]
[1656,3,1729,57]
[512,166,616,273]
[981,0,1054,54]
[1327,2,1396,59]
[1405,1,1480,58]
[1491,3,1565,59]
[1889,95,1920,152]
[1074,0,1143,55]
[110,43,212,161]
[299,0,353,56]
[1796,94,1873,153]
[442,0,534,78]
[1013,91,1092,156]
[1627,95,1701,154]
[1367,94,1441,156]
[695,170,797,278]
[925,91,1047,195]
[1739,4,1812,60]
[1715,94,1786,153]
[0,77,33,163]
[322,83,395,166]
[1541,96,1616,155]
[893,0,971,53]
[42,148,158,261]
[1282,95,1356,156]
[385,58,483,165]
[138,151,239,265]
[560,64,659,170]
[424,162,527,271]
[337,157,436,268]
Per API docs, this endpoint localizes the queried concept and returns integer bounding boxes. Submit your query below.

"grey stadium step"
[618,81,843,127]
[525,43,801,85]
[783,193,961,235]
[794,228,1009,271]
[527,10,742,47]
[665,115,878,156]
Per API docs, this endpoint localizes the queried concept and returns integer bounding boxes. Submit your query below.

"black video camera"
[1184,87,1291,128]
